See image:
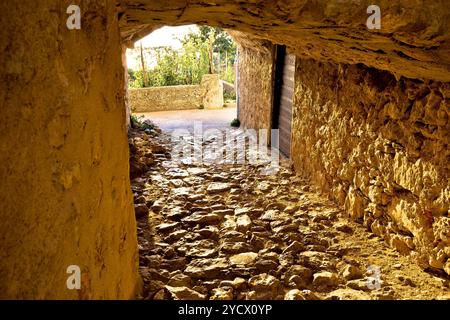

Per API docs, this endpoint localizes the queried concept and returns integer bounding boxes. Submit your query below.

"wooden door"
[273,46,295,157]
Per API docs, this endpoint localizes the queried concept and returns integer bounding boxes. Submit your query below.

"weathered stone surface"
[167,273,192,287]
[291,59,450,274]
[119,1,450,82]
[298,251,338,271]
[129,74,224,112]
[156,222,180,233]
[207,182,232,194]
[326,288,371,300]
[335,222,353,234]
[282,241,305,254]
[0,1,139,299]
[229,252,258,266]
[237,43,275,130]
[341,265,364,281]
[248,273,281,299]
[201,74,224,109]
[210,287,233,300]
[135,203,149,218]
[187,168,208,176]
[183,213,223,225]
[185,258,230,279]
[347,279,372,292]
[133,123,448,300]
[284,288,320,300]
[165,230,188,243]
[166,168,189,178]
[220,241,253,254]
[313,272,340,289]
[165,285,206,300]
[5,0,450,301]
[130,85,203,112]
[220,277,247,290]
[236,215,252,233]
[390,236,413,255]
[284,265,314,288]
[284,289,306,300]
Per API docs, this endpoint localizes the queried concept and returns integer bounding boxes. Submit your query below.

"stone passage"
[2,0,449,300]
[129,127,450,300]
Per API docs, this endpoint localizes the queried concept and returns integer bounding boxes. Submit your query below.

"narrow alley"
[2,1,449,303]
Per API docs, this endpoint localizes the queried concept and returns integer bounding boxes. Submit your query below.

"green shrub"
[230,118,240,127]
[224,91,236,101]
[130,114,157,131]
[128,27,237,89]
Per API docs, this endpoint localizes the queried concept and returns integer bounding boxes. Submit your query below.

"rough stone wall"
[129,85,203,112]
[222,80,235,94]
[237,42,275,130]
[123,46,131,128]
[291,59,450,274]
[119,0,450,82]
[0,1,139,298]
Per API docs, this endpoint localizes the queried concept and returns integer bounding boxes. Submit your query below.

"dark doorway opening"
[272,45,295,157]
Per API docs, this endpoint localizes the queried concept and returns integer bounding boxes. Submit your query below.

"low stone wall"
[222,80,235,93]
[129,74,224,112]
[129,85,202,112]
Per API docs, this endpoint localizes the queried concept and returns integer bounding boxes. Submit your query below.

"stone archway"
[117,0,450,81]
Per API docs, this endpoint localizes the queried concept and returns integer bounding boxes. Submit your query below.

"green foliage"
[130,114,157,131]
[198,26,236,57]
[224,91,237,101]
[129,26,237,88]
[130,114,142,127]
[230,118,240,127]
[128,68,137,82]
[220,66,236,84]
[128,69,145,88]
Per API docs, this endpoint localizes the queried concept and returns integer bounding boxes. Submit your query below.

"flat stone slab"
[207,182,232,194]
[230,252,258,265]
[187,168,208,175]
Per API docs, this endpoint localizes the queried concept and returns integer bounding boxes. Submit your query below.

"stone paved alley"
[135,107,237,133]
[130,126,450,300]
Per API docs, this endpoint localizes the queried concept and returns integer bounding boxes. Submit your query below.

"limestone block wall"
[0,1,139,298]
[237,42,275,130]
[291,59,450,274]
[129,85,203,112]
[221,80,235,94]
[201,74,224,109]
[129,74,224,112]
